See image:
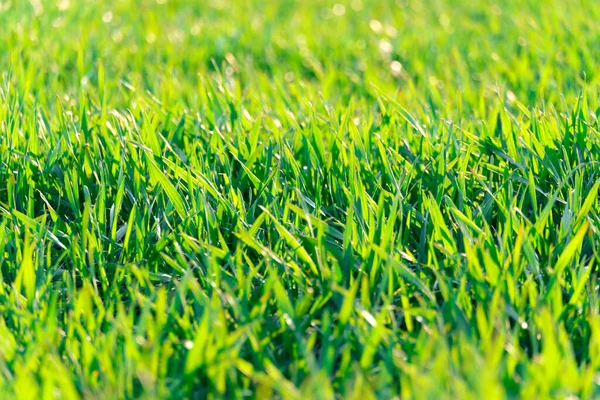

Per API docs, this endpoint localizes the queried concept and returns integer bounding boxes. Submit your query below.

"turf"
[1,0,600,398]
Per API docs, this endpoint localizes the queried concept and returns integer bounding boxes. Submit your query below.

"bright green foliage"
[1,0,600,398]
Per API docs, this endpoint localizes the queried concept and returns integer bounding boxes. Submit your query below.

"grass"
[1,0,600,398]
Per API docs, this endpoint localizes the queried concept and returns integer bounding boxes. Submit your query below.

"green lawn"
[1,0,600,398]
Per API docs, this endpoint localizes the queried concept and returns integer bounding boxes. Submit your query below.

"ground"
[1,0,600,398]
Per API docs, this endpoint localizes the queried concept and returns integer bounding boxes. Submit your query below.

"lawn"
[1,0,600,398]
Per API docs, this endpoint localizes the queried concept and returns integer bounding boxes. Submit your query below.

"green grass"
[1,0,600,398]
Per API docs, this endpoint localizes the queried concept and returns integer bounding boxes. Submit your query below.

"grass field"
[1,0,600,398]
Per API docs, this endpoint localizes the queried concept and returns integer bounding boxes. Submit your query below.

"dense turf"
[1,0,600,398]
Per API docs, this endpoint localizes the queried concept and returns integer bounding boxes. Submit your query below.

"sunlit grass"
[1,0,600,398]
